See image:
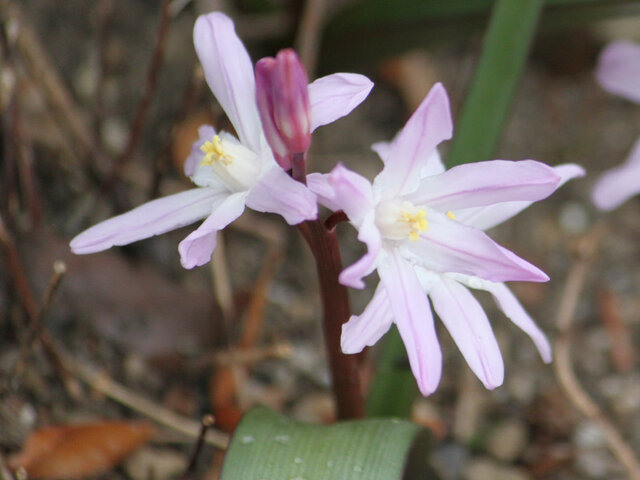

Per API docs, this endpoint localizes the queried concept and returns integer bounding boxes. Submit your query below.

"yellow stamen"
[200,135,233,166]
[446,211,456,220]
[401,209,428,241]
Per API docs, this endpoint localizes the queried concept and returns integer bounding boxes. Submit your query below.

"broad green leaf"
[221,407,439,480]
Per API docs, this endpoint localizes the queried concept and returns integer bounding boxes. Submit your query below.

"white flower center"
[376,200,429,242]
[196,134,261,191]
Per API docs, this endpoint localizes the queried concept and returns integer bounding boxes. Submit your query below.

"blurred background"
[2,0,640,478]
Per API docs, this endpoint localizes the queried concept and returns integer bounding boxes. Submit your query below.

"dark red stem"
[299,220,365,419]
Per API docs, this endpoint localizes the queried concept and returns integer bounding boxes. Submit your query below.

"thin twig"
[294,0,326,77]
[64,355,229,449]
[553,222,640,480]
[189,343,292,369]
[179,414,215,480]
[103,0,172,193]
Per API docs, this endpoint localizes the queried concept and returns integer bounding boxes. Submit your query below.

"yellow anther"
[401,209,428,241]
[446,211,456,220]
[200,135,233,166]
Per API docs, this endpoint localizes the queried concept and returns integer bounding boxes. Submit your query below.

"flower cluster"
[71,12,586,395]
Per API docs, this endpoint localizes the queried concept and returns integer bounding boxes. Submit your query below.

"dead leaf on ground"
[9,420,154,479]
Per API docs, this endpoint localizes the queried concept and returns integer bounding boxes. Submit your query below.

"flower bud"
[255,49,311,171]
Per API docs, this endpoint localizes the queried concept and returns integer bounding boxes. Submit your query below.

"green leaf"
[446,0,544,166]
[221,407,439,480]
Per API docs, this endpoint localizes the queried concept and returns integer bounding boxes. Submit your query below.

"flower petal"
[70,188,225,254]
[453,275,551,362]
[246,166,317,224]
[339,211,382,289]
[429,277,504,389]
[185,125,217,177]
[596,41,640,104]
[378,250,442,396]
[375,83,453,197]
[456,163,585,230]
[406,210,549,282]
[341,284,393,354]
[592,137,640,211]
[178,192,247,269]
[308,73,374,132]
[407,160,560,211]
[194,13,262,152]
[308,164,374,226]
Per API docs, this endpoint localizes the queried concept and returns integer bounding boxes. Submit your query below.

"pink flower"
[71,12,373,268]
[592,41,640,211]
[309,83,584,395]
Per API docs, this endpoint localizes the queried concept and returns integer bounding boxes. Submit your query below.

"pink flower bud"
[255,49,311,171]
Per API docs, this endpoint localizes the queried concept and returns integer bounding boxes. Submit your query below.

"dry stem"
[554,223,640,480]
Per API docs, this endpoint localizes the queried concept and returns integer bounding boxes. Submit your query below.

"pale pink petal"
[339,212,382,289]
[596,41,640,104]
[246,166,317,224]
[308,73,374,132]
[70,188,225,254]
[378,250,442,396]
[326,164,375,226]
[306,173,342,212]
[407,211,548,282]
[308,165,374,225]
[178,192,247,269]
[341,284,393,354]
[592,137,640,210]
[375,83,453,197]
[371,141,392,164]
[454,275,551,362]
[194,13,262,152]
[407,160,560,211]
[429,277,504,389]
[456,163,585,230]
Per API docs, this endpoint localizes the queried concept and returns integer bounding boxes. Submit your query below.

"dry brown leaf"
[9,421,154,479]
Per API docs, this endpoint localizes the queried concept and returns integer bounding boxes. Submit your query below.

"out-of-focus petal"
[70,188,225,254]
[595,41,640,104]
[339,212,382,289]
[378,250,442,396]
[246,166,317,224]
[454,275,551,362]
[194,13,262,152]
[308,73,374,132]
[406,211,549,282]
[456,163,585,230]
[375,83,453,197]
[592,137,640,211]
[178,192,247,269]
[407,160,560,211]
[429,277,504,389]
[371,141,392,164]
[341,284,393,354]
